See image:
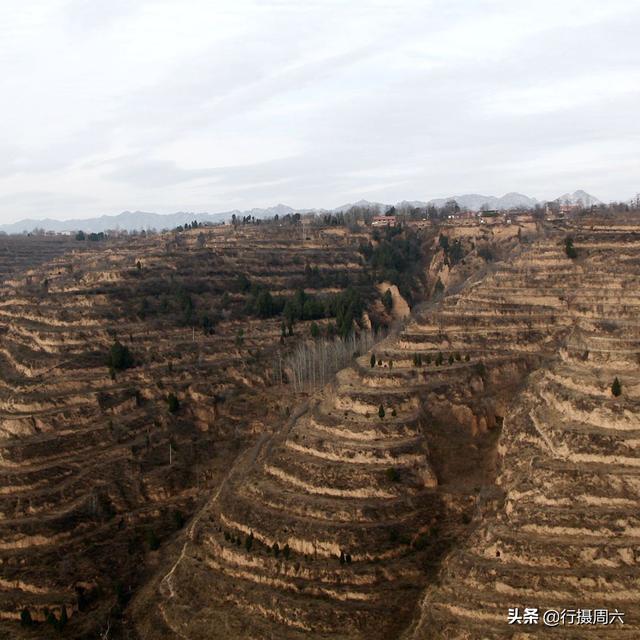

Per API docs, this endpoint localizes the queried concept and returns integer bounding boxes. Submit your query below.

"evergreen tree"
[612,377,622,397]
[370,353,376,368]
[382,289,393,311]
[310,322,320,338]
[167,393,180,413]
[564,236,578,259]
[386,467,400,482]
[146,528,160,550]
[59,606,68,629]
[108,340,133,371]
[378,404,385,419]
[20,608,33,627]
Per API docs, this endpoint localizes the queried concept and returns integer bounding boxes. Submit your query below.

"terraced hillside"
[137,219,640,639]
[0,234,85,285]
[411,223,640,638]
[0,221,415,637]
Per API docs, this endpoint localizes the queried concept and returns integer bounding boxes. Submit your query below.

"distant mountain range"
[0,190,602,234]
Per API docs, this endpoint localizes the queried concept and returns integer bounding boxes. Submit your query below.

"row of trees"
[278,330,380,392]
[245,286,366,338]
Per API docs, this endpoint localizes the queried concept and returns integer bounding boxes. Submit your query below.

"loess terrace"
[2,216,639,640]
[133,218,640,640]
[0,221,416,638]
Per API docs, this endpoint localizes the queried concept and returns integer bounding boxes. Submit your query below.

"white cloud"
[0,0,638,221]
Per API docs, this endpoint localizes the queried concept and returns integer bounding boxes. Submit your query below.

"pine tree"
[612,377,622,397]
[59,606,68,629]
[167,393,180,413]
[378,404,385,419]
[370,353,376,368]
[564,236,578,259]
[20,608,33,627]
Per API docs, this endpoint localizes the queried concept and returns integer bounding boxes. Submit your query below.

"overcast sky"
[0,0,638,222]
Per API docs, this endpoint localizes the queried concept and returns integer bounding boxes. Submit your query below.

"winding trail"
[155,399,309,638]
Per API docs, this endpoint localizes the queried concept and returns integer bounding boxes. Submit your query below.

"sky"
[0,0,639,222]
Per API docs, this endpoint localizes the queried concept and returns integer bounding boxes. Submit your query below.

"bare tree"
[282,330,384,393]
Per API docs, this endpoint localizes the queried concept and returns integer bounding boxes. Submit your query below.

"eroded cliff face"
[136,219,640,640]
[410,223,640,639]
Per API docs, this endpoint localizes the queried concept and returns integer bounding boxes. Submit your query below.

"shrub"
[378,405,385,419]
[448,354,454,365]
[283,543,290,559]
[382,289,393,311]
[20,608,33,627]
[386,467,400,482]
[146,529,160,551]
[245,532,254,552]
[435,352,443,366]
[564,236,577,259]
[173,510,185,529]
[108,340,133,371]
[272,542,280,557]
[412,533,430,551]
[167,393,180,413]
[612,377,622,397]
[310,322,320,338]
